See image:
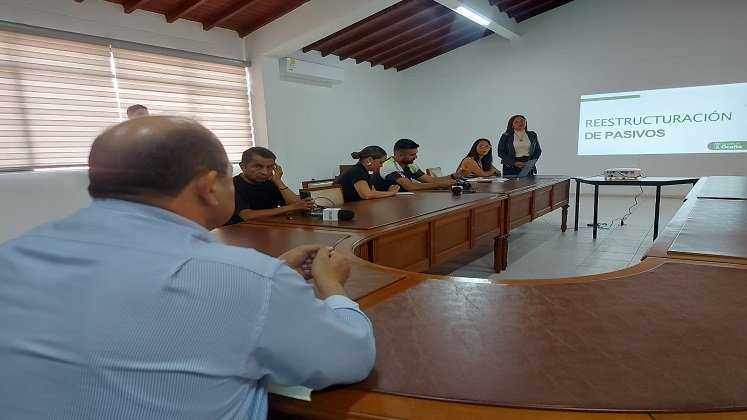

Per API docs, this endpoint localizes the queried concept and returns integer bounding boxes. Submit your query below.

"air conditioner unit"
[279,57,344,87]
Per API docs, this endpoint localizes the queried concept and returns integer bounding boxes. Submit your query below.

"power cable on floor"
[586,186,646,229]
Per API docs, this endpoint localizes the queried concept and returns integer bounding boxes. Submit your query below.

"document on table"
[467,177,505,183]
[266,380,313,401]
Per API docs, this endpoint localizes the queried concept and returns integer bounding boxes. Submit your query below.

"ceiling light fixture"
[455,5,490,27]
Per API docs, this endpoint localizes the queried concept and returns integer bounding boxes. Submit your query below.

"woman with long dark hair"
[496,115,542,176]
[457,138,500,177]
[335,145,400,202]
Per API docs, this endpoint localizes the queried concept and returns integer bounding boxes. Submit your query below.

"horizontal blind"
[0,30,119,170]
[114,48,253,163]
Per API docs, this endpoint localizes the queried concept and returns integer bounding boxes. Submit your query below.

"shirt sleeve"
[350,167,369,185]
[245,264,376,389]
[408,163,425,179]
[379,160,402,183]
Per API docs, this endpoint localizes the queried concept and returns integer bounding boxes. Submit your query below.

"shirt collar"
[91,198,218,243]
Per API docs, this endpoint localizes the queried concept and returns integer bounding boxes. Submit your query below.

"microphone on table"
[310,208,355,221]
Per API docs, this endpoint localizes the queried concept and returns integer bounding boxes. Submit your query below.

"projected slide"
[578,82,747,155]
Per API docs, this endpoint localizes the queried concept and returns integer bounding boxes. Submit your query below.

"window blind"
[0,30,118,170]
[0,28,253,171]
[113,48,253,163]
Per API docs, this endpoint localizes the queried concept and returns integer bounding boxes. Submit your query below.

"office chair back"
[426,167,443,178]
[300,184,344,207]
[301,178,336,189]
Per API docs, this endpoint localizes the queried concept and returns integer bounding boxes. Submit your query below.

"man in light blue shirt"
[0,116,376,419]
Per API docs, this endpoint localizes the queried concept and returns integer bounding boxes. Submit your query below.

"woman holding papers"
[497,115,542,176]
[457,138,501,177]
[335,145,400,202]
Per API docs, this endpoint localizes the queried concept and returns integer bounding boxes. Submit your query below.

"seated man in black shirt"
[226,147,314,224]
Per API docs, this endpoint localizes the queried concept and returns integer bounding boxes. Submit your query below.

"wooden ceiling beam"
[165,0,210,23]
[203,0,259,31]
[354,14,454,63]
[513,0,572,22]
[122,0,151,14]
[303,0,432,54]
[383,23,482,68]
[334,4,448,61]
[393,29,490,71]
[495,0,526,11]
[500,0,554,15]
[351,13,454,63]
[370,18,472,67]
[237,0,310,38]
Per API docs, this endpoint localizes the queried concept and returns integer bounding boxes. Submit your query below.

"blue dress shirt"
[0,199,375,419]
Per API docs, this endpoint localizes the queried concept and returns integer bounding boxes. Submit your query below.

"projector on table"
[604,168,642,180]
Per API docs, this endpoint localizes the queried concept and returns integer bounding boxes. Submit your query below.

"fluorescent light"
[455,6,490,27]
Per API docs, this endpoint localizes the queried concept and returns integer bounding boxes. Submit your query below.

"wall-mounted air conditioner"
[279,57,344,87]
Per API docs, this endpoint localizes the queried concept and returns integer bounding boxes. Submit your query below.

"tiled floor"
[440,193,685,280]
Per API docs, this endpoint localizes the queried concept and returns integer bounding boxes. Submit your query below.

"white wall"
[243,0,403,189]
[0,170,91,241]
[397,0,747,193]
[258,51,405,190]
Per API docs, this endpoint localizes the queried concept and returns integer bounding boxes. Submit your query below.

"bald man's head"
[88,116,230,200]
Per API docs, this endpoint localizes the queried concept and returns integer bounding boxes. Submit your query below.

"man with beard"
[373,138,465,192]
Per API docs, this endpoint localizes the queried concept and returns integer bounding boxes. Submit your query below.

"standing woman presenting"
[496,115,542,176]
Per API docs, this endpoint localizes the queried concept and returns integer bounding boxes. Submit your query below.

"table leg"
[561,204,568,232]
[493,236,502,273]
[500,233,509,270]
[593,185,599,239]
[653,185,662,240]
[574,179,580,231]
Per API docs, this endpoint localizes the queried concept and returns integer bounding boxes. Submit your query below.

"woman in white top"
[457,138,500,177]
[496,115,542,176]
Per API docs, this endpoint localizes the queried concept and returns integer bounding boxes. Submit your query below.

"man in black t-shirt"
[225,147,314,224]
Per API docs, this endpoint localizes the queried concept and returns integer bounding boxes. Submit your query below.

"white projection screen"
[578,82,747,156]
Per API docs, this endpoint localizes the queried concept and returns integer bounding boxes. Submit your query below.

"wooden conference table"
[646,176,747,265]
[211,176,747,419]
[246,176,570,273]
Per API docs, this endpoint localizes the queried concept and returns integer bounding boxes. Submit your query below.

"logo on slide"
[707,141,746,151]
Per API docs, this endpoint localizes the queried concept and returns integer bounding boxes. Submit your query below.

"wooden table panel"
[472,201,503,245]
[532,185,553,218]
[372,224,430,271]
[552,178,571,209]
[508,191,532,229]
[254,193,496,231]
[430,210,471,265]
